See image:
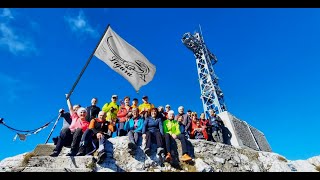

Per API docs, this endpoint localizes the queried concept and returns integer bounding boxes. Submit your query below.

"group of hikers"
[49,94,232,164]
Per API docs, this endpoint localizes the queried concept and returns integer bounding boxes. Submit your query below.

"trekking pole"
[45,113,62,144]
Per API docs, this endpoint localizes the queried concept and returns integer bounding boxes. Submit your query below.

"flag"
[94,26,156,92]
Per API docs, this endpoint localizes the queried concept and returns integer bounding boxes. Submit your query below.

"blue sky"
[0,8,319,161]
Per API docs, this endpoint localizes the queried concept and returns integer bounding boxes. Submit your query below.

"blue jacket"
[124,117,144,133]
[142,117,163,135]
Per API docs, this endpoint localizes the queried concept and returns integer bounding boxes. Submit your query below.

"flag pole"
[66,24,110,100]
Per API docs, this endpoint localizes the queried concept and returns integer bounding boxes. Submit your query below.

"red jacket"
[117,105,132,123]
[190,120,208,140]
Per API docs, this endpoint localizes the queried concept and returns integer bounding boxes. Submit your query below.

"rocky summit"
[0,136,319,172]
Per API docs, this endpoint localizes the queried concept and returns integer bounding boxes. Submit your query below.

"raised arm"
[66,94,74,115]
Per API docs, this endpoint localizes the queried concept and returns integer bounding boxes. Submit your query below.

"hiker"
[60,106,79,129]
[131,98,139,109]
[189,112,198,139]
[199,112,210,140]
[50,95,89,157]
[163,110,192,163]
[107,111,118,138]
[157,106,166,121]
[191,120,208,140]
[52,104,81,145]
[77,111,108,164]
[186,109,192,119]
[124,107,144,155]
[208,109,224,143]
[142,108,164,156]
[117,96,132,136]
[102,95,120,121]
[174,106,191,138]
[138,95,154,119]
[177,115,189,139]
[85,97,101,123]
[164,104,171,119]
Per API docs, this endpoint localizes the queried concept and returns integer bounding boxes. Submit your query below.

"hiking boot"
[181,154,192,162]
[157,147,164,156]
[128,142,137,150]
[97,151,106,164]
[50,151,59,157]
[144,148,151,156]
[165,153,172,162]
[128,148,136,155]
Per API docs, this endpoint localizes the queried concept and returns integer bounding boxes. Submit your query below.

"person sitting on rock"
[106,110,118,138]
[191,120,208,140]
[163,110,192,163]
[142,108,165,157]
[124,107,144,155]
[177,115,189,139]
[199,112,211,140]
[50,95,89,157]
[52,104,81,145]
[77,111,108,164]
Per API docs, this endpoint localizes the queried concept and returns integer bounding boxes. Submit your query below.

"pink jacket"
[69,112,89,133]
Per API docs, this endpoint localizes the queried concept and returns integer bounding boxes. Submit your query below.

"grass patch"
[86,161,96,171]
[21,152,35,167]
[315,165,320,172]
[180,161,197,172]
[277,156,287,162]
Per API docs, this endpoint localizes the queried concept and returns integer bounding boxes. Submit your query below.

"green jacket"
[163,119,181,135]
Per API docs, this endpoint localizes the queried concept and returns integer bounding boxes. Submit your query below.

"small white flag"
[94,26,156,92]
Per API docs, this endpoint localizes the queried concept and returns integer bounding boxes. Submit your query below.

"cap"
[133,98,138,101]
[112,95,118,98]
[142,95,148,99]
[165,104,170,108]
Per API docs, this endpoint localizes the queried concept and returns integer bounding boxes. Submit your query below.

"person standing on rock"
[85,97,101,123]
[208,109,224,143]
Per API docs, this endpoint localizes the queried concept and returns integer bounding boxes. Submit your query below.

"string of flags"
[0,117,53,141]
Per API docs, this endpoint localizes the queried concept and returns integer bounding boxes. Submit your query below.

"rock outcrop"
[0,136,319,172]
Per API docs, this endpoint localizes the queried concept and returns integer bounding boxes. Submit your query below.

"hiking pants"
[128,130,141,144]
[145,130,163,149]
[54,127,72,153]
[118,122,127,136]
[164,133,188,155]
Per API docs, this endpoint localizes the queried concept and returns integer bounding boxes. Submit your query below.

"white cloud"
[64,10,98,39]
[1,8,14,19]
[0,8,37,56]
